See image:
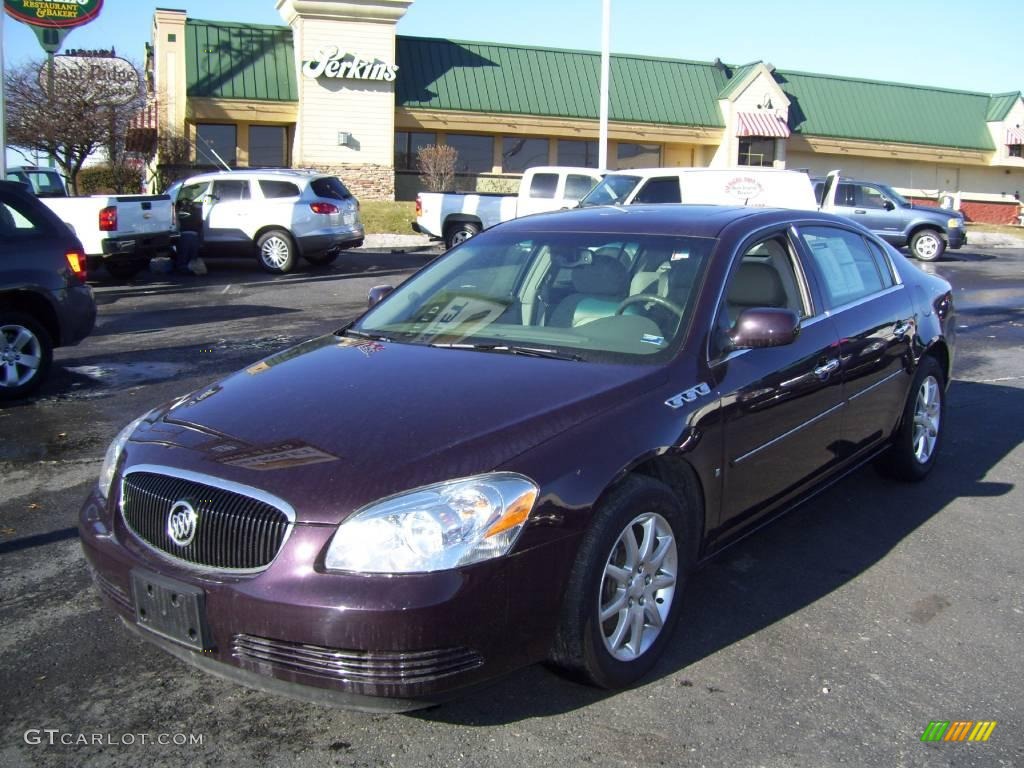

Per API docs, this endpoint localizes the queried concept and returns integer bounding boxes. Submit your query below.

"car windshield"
[877,184,909,207]
[579,175,642,206]
[352,230,716,363]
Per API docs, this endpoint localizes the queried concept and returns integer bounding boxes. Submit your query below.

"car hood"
[126,334,665,524]
[910,203,961,219]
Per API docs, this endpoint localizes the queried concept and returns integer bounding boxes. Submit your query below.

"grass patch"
[965,222,1024,236]
[360,201,416,235]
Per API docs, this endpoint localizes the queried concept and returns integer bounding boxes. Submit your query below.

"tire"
[105,261,146,280]
[909,229,945,262]
[256,229,297,274]
[304,252,338,267]
[444,222,480,250]
[879,356,946,481]
[0,312,53,401]
[549,475,696,689]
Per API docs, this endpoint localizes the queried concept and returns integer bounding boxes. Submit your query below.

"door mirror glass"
[729,308,801,349]
[367,285,395,309]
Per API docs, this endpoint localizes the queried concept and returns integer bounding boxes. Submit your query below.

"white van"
[579,167,818,210]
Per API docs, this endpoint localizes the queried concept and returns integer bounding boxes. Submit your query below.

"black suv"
[0,181,96,400]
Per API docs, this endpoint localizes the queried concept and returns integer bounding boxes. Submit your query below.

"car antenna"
[196,136,233,172]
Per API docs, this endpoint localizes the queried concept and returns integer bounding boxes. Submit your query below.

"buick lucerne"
[80,205,954,710]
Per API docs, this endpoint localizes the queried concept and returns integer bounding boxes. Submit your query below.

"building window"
[195,124,237,167]
[394,131,437,170]
[249,125,287,167]
[445,134,494,174]
[1010,144,1023,158]
[617,143,660,170]
[738,137,776,167]
[502,138,549,173]
[557,139,599,168]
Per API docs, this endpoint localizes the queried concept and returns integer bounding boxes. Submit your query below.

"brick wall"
[906,196,1021,225]
[313,164,395,201]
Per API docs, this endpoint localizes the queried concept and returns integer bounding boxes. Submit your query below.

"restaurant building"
[135,0,1024,223]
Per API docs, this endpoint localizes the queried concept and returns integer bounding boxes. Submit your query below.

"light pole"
[598,0,610,169]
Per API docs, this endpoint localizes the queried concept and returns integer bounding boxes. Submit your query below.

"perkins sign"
[4,0,103,29]
[302,45,398,83]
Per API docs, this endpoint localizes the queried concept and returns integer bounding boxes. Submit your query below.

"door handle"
[893,320,912,338]
[814,359,840,378]
[854,209,867,214]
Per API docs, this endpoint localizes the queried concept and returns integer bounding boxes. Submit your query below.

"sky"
[1,0,1021,94]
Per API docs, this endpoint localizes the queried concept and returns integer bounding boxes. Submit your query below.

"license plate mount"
[130,569,212,651]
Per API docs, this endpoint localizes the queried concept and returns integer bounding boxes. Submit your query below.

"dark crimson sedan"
[80,205,954,710]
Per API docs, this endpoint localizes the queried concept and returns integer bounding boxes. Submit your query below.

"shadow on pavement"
[416,378,1019,725]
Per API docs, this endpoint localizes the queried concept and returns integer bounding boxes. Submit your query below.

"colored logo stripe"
[968,721,997,742]
[921,720,997,742]
[921,721,949,742]
[944,721,973,741]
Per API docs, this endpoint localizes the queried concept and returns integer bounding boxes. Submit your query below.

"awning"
[736,111,791,138]
[1006,127,1024,146]
[125,99,159,154]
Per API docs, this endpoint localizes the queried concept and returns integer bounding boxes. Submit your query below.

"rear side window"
[212,180,251,202]
[310,177,353,201]
[528,173,558,199]
[799,226,888,307]
[564,174,596,201]
[259,180,300,199]
[0,195,50,238]
[632,178,682,204]
[866,239,896,287]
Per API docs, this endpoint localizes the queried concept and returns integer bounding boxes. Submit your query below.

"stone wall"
[314,164,395,201]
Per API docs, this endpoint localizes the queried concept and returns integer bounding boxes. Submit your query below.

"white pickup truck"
[414,166,604,249]
[7,166,177,279]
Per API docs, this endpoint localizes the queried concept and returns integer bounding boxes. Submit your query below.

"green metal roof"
[186,19,297,101]
[986,92,1021,122]
[396,37,728,128]
[717,63,759,99]
[777,70,996,150]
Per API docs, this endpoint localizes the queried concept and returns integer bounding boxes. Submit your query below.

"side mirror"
[367,284,395,309]
[729,308,801,350]
[883,199,896,211]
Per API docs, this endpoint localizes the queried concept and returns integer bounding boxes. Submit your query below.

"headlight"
[948,218,962,228]
[324,473,539,574]
[97,413,149,499]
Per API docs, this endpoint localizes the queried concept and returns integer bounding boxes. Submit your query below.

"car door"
[203,179,252,245]
[853,183,904,244]
[713,229,844,534]
[794,225,916,457]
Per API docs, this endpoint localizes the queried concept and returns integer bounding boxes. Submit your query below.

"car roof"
[495,204,833,239]
[604,167,807,178]
[181,169,329,183]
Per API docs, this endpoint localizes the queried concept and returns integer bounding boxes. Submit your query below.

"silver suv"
[171,170,364,273]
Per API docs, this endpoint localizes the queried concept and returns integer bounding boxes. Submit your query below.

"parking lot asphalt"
[1,245,1022,768]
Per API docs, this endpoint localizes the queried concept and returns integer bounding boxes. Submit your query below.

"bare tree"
[416,144,458,192]
[4,57,145,195]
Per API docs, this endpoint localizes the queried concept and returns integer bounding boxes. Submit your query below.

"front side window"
[353,230,716,363]
[857,184,889,209]
[445,135,494,174]
[722,236,808,327]
[632,177,682,204]
[502,138,549,173]
[564,174,598,201]
[799,226,888,307]
[738,138,775,167]
[249,126,287,168]
[195,124,237,166]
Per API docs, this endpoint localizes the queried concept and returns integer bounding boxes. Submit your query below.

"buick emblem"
[167,500,198,547]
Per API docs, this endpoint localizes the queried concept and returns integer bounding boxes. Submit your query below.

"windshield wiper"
[338,327,394,343]
[430,342,584,362]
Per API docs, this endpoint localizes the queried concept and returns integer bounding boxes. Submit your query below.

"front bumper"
[79,487,575,709]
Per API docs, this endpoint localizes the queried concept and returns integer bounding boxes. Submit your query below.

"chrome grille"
[121,471,291,571]
[232,634,484,685]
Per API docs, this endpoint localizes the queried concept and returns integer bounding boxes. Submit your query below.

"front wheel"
[0,312,53,401]
[444,222,480,250]
[879,356,945,481]
[549,475,695,689]
[257,229,297,274]
[910,229,945,262]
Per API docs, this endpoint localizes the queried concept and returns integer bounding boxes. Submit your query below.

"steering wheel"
[615,294,686,319]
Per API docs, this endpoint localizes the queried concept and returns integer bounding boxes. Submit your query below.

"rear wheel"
[910,229,945,262]
[304,252,338,267]
[0,312,53,400]
[444,222,480,250]
[257,229,297,274]
[549,475,695,688]
[879,356,945,481]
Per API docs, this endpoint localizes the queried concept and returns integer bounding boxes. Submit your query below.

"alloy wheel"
[260,236,291,269]
[1,324,43,389]
[912,375,941,463]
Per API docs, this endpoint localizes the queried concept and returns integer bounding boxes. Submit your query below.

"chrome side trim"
[119,464,297,576]
[732,401,846,465]
[847,369,905,401]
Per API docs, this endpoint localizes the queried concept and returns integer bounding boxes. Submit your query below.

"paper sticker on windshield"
[671,251,689,261]
[641,334,665,346]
